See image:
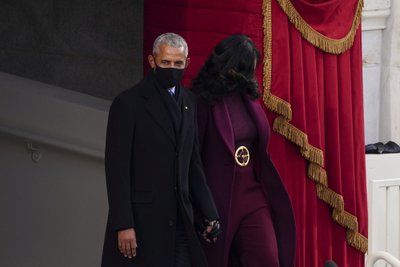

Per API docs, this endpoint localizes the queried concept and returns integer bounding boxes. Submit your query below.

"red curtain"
[143,0,265,86]
[265,0,368,266]
[144,1,368,266]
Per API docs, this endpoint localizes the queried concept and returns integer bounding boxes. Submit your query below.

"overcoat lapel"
[212,94,269,155]
[212,98,235,155]
[176,95,191,153]
[140,77,176,146]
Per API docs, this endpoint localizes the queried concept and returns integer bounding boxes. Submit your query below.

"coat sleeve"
[105,93,135,231]
[188,100,219,221]
[195,98,209,152]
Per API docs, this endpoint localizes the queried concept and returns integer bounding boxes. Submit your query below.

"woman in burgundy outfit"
[192,34,296,267]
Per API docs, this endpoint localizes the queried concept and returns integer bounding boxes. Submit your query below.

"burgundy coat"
[196,95,296,267]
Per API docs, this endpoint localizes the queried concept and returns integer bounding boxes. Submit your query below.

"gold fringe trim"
[275,0,364,54]
[273,117,309,149]
[262,0,368,253]
[308,163,328,187]
[273,117,324,166]
[347,231,369,253]
[332,209,359,232]
[262,93,292,120]
[308,146,324,166]
[316,184,344,212]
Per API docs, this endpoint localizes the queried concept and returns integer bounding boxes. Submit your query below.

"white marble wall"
[363,2,400,263]
[366,154,400,266]
[362,0,399,145]
[379,0,400,144]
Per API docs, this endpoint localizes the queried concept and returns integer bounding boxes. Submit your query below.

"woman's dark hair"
[192,34,261,104]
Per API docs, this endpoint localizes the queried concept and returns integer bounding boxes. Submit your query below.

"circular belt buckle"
[235,146,250,166]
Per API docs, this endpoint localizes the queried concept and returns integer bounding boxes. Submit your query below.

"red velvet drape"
[143,0,265,86]
[144,1,368,266]
[266,0,367,266]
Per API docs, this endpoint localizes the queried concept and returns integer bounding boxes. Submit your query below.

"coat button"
[169,220,174,227]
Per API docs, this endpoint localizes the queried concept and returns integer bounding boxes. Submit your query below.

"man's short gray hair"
[153,32,188,57]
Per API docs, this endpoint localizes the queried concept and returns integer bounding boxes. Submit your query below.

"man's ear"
[185,57,191,68]
[148,55,156,69]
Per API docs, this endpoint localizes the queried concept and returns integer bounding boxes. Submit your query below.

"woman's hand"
[200,219,221,243]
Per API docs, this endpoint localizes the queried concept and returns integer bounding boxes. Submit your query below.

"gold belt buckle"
[235,146,250,166]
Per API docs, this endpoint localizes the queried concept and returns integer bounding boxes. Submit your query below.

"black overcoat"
[101,72,219,267]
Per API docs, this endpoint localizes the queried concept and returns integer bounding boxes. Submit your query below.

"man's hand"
[118,228,137,259]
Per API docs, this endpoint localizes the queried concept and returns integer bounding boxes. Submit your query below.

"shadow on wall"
[0,72,110,266]
[0,0,144,100]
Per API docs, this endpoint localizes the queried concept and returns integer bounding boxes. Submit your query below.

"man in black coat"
[101,33,220,267]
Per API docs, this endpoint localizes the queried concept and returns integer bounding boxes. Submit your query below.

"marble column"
[362,0,391,145]
[379,0,400,144]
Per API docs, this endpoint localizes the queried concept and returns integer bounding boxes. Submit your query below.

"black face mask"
[153,65,185,89]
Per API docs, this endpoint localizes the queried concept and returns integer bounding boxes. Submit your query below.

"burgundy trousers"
[230,206,279,266]
[228,164,280,267]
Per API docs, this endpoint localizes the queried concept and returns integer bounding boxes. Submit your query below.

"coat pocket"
[132,191,154,203]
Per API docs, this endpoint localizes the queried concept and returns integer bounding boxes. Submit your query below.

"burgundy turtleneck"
[224,91,267,212]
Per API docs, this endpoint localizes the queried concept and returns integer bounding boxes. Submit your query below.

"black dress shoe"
[366,141,400,154]
[365,142,385,154]
[383,141,400,153]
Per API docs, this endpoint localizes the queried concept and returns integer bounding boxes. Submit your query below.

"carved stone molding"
[362,9,391,31]
[362,0,391,31]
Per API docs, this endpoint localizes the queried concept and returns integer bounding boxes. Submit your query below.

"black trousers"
[175,211,192,267]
